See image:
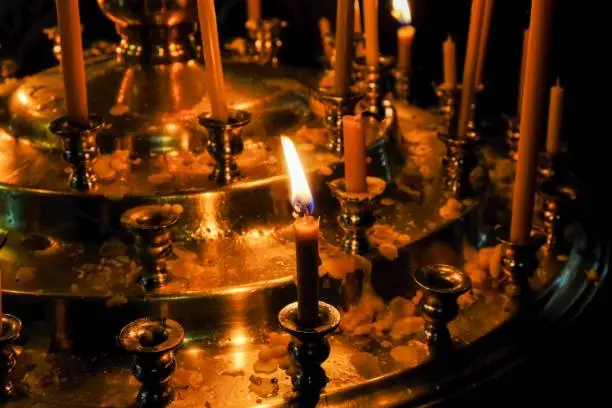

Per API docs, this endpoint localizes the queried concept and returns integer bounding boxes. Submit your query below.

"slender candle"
[281,136,320,328]
[319,18,335,60]
[457,0,486,138]
[247,0,261,23]
[517,28,530,116]
[392,0,415,73]
[354,0,363,33]
[474,0,494,87]
[510,0,554,244]
[343,115,368,193]
[363,0,379,67]
[197,0,229,122]
[333,0,355,95]
[55,0,88,125]
[443,35,457,88]
[545,78,564,153]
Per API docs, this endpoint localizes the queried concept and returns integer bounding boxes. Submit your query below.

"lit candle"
[545,78,564,153]
[443,35,457,88]
[392,0,415,73]
[333,0,355,95]
[281,137,320,328]
[457,0,486,138]
[197,0,229,122]
[474,0,494,87]
[55,0,88,125]
[363,0,379,67]
[510,0,554,244]
[247,0,261,23]
[343,115,367,193]
[517,28,530,116]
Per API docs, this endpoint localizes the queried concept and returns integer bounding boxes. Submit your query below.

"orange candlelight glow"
[281,136,314,215]
[392,0,415,73]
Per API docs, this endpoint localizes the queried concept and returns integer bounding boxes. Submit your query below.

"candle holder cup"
[279,301,341,400]
[537,182,577,253]
[316,90,364,155]
[329,177,386,255]
[49,115,106,192]
[121,205,181,290]
[505,116,520,162]
[437,129,481,200]
[413,265,471,356]
[198,110,252,185]
[354,56,395,120]
[245,19,288,67]
[118,318,184,408]
[0,314,22,400]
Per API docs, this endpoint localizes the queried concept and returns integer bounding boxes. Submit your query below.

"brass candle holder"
[505,116,520,162]
[198,109,252,184]
[121,205,181,290]
[329,177,387,255]
[537,182,578,253]
[278,301,341,402]
[393,68,411,102]
[316,90,364,155]
[0,314,22,400]
[437,130,481,199]
[434,83,482,139]
[413,264,471,355]
[245,19,288,67]
[49,115,106,192]
[118,318,184,408]
[354,56,395,120]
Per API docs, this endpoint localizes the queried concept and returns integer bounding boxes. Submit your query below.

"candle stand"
[437,130,481,199]
[278,301,341,401]
[434,84,484,139]
[198,109,253,184]
[354,56,395,120]
[413,265,471,355]
[245,19,288,66]
[0,314,22,400]
[505,116,520,161]
[537,182,577,253]
[393,68,411,102]
[49,115,106,192]
[317,90,364,154]
[118,318,184,407]
[121,205,181,290]
[328,177,386,255]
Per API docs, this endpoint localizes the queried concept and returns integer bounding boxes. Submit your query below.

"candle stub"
[545,79,564,153]
[343,115,368,193]
[443,35,457,88]
[294,216,320,328]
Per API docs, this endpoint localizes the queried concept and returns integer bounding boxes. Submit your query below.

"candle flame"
[281,136,314,216]
[391,0,412,25]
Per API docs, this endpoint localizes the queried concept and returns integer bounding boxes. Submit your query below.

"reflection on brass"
[0,314,22,400]
[316,90,364,154]
[353,56,395,120]
[245,19,288,67]
[505,116,520,162]
[438,130,481,199]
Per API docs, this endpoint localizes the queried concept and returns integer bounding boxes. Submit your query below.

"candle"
[319,18,335,60]
[474,0,494,87]
[510,0,554,244]
[333,0,355,95]
[247,0,261,23]
[354,0,362,33]
[281,136,320,327]
[343,115,367,193]
[517,28,530,116]
[55,0,88,125]
[197,0,229,122]
[457,0,486,138]
[392,0,415,73]
[545,79,564,153]
[443,35,457,88]
[363,0,379,67]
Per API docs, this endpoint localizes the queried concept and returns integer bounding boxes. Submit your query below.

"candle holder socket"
[393,68,411,102]
[278,301,340,398]
[537,182,578,253]
[245,19,288,67]
[505,116,520,162]
[49,115,106,192]
[118,318,184,408]
[316,90,364,155]
[198,109,252,184]
[434,84,482,139]
[329,177,386,255]
[0,314,22,400]
[437,130,481,199]
[121,205,181,290]
[354,56,395,120]
[413,265,471,355]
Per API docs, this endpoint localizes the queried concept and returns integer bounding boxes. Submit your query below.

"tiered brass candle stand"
[198,109,253,184]
[413,265,471,355]
[316,90,364,154]
[121,205,181,290]
[505,116,520,161]
[118,318,184,408]
[0,314,22,400]
[354,56,395,120]
[245,19,288,67]
[329,177,386,255]
[437,131,481,199]
[279,301,341,403]
[49,115,106,192]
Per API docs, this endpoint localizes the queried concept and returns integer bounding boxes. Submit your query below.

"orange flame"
[391,0,412,25]
[281,136,314,215]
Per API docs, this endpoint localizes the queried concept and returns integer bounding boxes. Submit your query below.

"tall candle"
[197,0,229,122]
[343,115,367,193]
[363,0,379,67]
[247,0,261,23]
[354,0,362,33]
[517,28,530,116]
[457,0,486,138]
[55,0,88,125]
[474,0,494,87]
[510,0,553,244]
[443,35,457,87]
[545,79,564,153]
[333,0,355,95]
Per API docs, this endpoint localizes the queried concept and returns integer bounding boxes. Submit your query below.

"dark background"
[0,1,605,406]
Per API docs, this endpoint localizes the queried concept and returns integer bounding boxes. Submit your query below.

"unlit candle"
[343,115,368,193]
[545,79,564,153]
[333,0,355,95]
[364,0,379,67]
